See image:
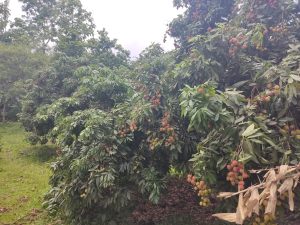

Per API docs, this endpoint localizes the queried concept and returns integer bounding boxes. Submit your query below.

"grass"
[0,122,58,225]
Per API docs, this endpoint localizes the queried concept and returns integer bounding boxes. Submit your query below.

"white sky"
[8,0,184,57]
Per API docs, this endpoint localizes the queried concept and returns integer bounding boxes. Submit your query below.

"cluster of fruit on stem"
[197,86,205,94]
[228,34,248,57]
[269,25,287,34]
[265,83,280,96]
[150,90,161,108]
[253,84,280,106]
[268,24,288,43]
[118,121,138,138]
[187,174,212,207]
[279,124,300,140]
[80,188,87,198]
[149,137,160,150]
[160,112,176,147]
[134,83,152,102]
[226,160,249,190]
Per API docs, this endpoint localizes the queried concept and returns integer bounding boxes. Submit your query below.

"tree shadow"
[20,145,57,163]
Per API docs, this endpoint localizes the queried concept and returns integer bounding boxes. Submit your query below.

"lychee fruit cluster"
[228,34,248,57]
[268,24,288,43]
[197,87,205,94]
[265,83,280,97]
[150,90,161,108]
[160,112,174,133]
[118,121,138,138]
[80,188,87,198]
[279,124,300,140]
[149,137,160,150]
[270,25,287,33]
[226,160,249,190]
[187,174,212,207]
[160,112,176,147]
[165,135,176,147]
[258,94,271,103]
[253,84,280,106]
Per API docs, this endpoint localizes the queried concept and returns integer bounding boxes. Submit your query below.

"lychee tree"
[167,0,300,223]
[167,0,300,167]
[17,0,300,224]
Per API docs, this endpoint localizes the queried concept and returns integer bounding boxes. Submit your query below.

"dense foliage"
[0,44,49,121]
[1,0,300,224]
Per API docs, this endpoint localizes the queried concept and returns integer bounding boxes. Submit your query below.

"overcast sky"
[8,0,183,57]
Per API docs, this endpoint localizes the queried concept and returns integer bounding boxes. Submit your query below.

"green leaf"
[216,157,226,170]
[247,132,264,139]
[250,138,264,144]
[242,124,260,137]
[239,154,253,163]
[290,75,300,82]
[263,138,283,152]
[235,116,245,124]
[242,140,259,163]
[232,80,249,88]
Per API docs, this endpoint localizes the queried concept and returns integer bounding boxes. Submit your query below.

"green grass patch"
[0,122,59,225]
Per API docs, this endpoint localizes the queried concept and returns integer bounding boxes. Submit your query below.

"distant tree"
[0,44,49,122]
[19,1,131,141]
[138,43,165,60]
[15,0,58,52]
[55,0,95,57]
[10,0,94,53]
[168,0,234,55]
[0,0,10,42]
[87,29,130,68]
